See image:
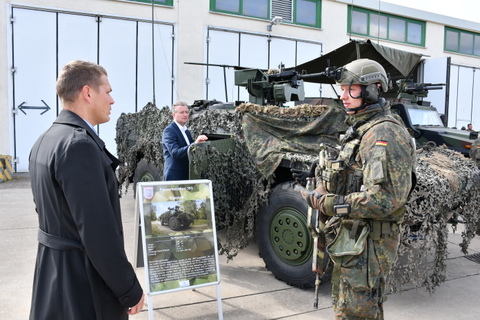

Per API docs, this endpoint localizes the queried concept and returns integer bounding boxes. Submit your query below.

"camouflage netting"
[116,102,480,293]
[388,144,480,293]
[116,102,172,194]
[187,103,347,258]
[187,105,271,258]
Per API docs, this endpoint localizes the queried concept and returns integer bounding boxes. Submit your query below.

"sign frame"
[135,180,223,319]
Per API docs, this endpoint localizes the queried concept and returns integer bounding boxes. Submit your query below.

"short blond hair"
[172,101,189,113]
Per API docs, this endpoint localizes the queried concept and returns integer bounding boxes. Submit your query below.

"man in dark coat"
[162,101,208,180]
[29,60,144,320]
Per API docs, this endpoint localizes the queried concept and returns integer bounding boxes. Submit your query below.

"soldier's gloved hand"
[300,187,324,210]
[301,189,340,218]
[291,162,317,187]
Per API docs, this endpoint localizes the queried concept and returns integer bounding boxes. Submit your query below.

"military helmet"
[336,59,389,93]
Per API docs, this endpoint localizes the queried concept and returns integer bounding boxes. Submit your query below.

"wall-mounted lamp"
[267,16,283,31]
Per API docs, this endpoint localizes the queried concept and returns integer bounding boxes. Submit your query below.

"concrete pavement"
[1,173,479,320]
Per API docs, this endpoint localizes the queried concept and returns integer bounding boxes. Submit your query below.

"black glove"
[291,162,317,187]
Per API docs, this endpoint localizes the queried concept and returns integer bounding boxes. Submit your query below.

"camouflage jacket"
[323,101,416,222]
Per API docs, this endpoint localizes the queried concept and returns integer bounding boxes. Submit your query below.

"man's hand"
[300,188,324,209]
[127,293,145,315]
[291,162,317,187]
[195,135,208,143]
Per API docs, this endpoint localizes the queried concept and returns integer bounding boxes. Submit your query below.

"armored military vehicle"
[116,39,480,294]
[391,81,477,156]
[160,206,195,231]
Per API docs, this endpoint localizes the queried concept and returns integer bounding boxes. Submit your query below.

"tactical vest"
[322,114,405,196]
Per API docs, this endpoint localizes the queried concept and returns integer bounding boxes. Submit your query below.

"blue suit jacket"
[162,122,194,181]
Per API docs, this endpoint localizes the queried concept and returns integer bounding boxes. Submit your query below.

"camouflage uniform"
[312,99,415,319]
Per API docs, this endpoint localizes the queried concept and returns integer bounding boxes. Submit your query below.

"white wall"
[1,0,480,171]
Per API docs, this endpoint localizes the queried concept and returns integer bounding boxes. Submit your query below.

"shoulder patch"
[375,140,388,146]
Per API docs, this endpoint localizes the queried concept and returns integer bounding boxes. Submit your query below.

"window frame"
[348,6,426,47]
[211,0,321,29]
[122,0,174,6]
[210,0,270,19]
[444,26,480,57]
[293,0,321,28]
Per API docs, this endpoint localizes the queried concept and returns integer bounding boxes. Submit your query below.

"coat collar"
[54,109,106,151]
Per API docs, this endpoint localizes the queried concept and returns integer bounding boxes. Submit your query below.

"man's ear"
[81,85,92,101]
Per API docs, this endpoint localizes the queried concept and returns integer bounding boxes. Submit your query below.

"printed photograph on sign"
[138,180,220,294]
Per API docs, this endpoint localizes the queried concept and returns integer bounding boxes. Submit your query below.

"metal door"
[10,7,175,171]
[11,8,57,172]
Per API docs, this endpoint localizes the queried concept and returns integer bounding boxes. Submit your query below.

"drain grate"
[464,253,480,264]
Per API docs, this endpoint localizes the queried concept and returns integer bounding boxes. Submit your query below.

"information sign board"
[136,180,223,319]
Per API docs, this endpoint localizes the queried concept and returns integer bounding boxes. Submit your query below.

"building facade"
[1,0,479,171]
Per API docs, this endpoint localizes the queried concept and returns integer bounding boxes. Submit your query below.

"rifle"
[308,143,342,308]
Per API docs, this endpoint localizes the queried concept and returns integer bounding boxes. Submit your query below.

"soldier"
[294,59,416,319]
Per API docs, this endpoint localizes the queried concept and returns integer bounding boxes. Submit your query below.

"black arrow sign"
[17,100,50,115]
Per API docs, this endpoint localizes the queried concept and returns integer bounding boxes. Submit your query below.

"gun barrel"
[404,83,445,91]
[297,71,327,80]
[423,83,446,87]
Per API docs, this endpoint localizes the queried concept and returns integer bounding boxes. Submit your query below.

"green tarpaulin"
[291,39,423,87]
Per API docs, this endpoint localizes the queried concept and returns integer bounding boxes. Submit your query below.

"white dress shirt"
[174,121,191,145]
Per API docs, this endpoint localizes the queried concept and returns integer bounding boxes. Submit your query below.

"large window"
[211,0,321,28]
[348,6,425,46]
[445,27,480,57]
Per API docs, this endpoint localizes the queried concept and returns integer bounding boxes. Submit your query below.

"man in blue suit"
[162,101,208,180]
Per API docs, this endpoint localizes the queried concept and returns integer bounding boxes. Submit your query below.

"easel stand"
[134,180,223,320]
[145,282,224,320]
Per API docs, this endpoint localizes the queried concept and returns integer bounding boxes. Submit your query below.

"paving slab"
[1,173,479,320]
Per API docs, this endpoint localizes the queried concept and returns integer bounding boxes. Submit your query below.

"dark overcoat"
[161,122,194,180]
[29,110,143,320]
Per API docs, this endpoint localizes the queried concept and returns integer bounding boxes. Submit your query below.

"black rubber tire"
[133,159,162,195]
[168,216,181,231]
[256,181,316,288]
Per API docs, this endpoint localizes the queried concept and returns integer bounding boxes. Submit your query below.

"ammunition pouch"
[327,221,372,297]
[322,160,363,196]
[322,158,347,194]
[338,218,401,241]
[368,219,401,241]
[327,221,370,258]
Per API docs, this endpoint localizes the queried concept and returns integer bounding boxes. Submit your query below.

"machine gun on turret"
[391,80,477,153]
[396,80,445,105]
[234,64,342,106]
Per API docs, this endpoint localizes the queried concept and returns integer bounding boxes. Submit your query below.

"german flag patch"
[376,140,388,146]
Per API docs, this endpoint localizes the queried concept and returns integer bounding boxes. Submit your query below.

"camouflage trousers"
[330,223,400,320]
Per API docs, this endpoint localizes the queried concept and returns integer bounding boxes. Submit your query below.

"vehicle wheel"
[256,181,316,288]
[169,216,181,231]
[133,159,162,195]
